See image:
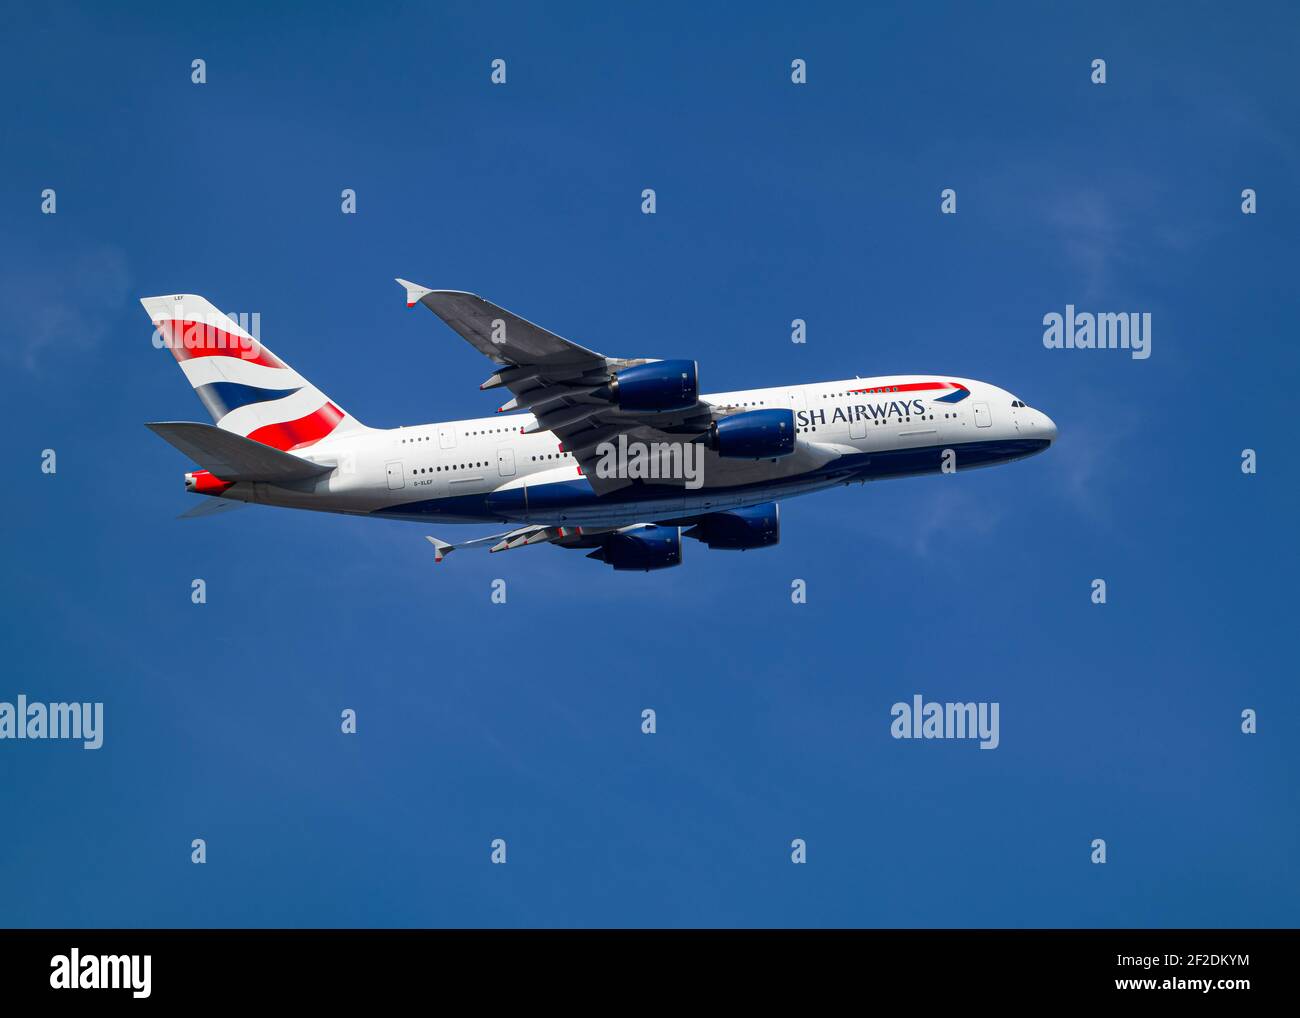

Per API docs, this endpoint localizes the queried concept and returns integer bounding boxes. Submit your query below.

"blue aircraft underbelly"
[371,438,1049,525]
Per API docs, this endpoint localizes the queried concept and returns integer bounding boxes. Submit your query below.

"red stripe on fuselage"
[246,402,345,451]
[156,320,286,369]
[846,381,967,395]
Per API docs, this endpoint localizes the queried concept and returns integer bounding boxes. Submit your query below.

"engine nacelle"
[705,409,795,459]
[586,525,683,571]
[684,503,780,551]
[599,359,698,411]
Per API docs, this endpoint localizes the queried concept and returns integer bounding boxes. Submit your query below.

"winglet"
[396,278,434,309]
[425,536,455,563]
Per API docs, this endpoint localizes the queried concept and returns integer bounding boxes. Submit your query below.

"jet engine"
[586,525,683,571]
[704,409,795,459]
[684,503,780,550]
[596,360,698,412]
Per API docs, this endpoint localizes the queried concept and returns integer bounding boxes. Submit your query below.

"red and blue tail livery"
[143,294,361,452]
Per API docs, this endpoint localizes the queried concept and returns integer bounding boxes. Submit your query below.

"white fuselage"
[205,375,1057,527]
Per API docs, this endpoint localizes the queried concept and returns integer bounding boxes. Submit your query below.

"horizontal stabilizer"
[177,497,247,519]
[146,421,334,483]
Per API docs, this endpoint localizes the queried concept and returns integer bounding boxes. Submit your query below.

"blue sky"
[1,1,1297,927]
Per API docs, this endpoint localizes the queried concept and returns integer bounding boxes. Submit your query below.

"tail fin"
[141,294,364,451]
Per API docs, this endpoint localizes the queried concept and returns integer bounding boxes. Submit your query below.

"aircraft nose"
[1039,412,1058,443]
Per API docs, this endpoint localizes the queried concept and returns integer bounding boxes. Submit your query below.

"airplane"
[143,281,1058,570]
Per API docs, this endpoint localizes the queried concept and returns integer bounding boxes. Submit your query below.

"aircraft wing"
[426,524,612,562]
[397,280,722,494]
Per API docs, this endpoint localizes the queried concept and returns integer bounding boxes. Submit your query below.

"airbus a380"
[143,281,1057,570]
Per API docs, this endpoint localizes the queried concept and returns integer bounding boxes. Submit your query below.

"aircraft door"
[497,448,516,477]
[438,425,457,449]
[788,386,807,437]
[973,402,992,428]
[385,460,406,490]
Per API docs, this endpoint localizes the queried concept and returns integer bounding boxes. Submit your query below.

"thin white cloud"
[0,243,131,373]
